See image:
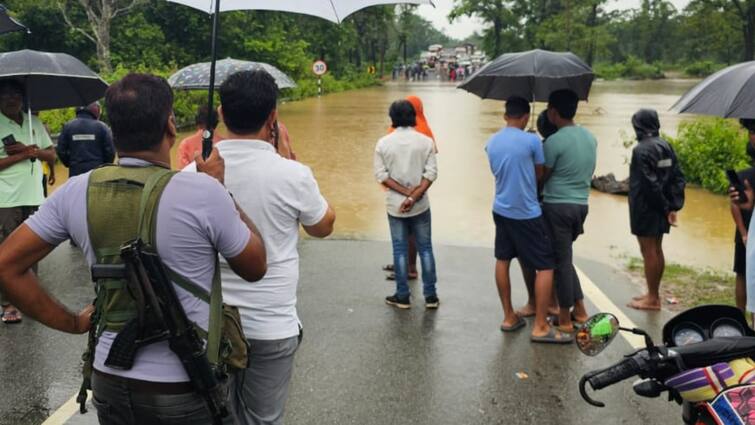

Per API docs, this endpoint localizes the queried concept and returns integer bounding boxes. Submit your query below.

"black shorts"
[493,212,555,271]
[735,232,746,275]
[630,209,670,237]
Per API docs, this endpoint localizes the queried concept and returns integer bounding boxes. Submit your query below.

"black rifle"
[92,239,228,425]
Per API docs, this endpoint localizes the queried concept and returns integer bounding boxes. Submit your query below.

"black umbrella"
[0,49,108,148]
[458,49,595,102]
[672,61,755,118]
[0,4,28,35]
[0,49,108,110]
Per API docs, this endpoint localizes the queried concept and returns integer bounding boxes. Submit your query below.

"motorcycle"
[577,305,755,424]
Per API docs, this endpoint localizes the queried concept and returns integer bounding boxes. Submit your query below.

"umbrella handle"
[202,0,221,160]
[26,82,35,174]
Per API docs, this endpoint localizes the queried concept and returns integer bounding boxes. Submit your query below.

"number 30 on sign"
[312,60,328,76]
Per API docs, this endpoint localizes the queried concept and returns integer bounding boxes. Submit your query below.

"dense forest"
[451,0,754,78]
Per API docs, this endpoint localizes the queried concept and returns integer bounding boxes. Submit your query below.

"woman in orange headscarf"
[387,95,438,152]
[383,95,437,280]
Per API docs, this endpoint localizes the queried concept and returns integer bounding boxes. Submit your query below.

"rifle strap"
[138,171,224,367]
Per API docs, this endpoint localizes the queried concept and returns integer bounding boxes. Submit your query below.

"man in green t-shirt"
[542,89,597,333]
[0,80,56,324]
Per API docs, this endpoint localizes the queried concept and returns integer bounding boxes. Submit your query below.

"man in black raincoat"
[628,109,685,311]
[56,102,114,178]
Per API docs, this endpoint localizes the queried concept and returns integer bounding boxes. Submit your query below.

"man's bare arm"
[35,146,56,163]
[0,225,92,334]
[409,177,434,200]
[382,178,413,197]
[303,205,336,238]
[541,166,553,184]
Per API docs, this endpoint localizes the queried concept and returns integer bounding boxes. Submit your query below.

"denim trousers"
[387,209,437,299]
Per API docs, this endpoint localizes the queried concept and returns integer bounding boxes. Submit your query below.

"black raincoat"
[56,109,114,177]
[628,109,686,236]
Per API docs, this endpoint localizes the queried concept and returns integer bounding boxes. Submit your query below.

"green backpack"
[77,164,248,412]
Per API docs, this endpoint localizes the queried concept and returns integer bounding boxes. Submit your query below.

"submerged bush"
[667,117,751,194]
[595,56,665,80]
[684,61,726,78]
[37,65,380,135]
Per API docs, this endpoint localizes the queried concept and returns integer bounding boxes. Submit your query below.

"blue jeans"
[388,209,437,299]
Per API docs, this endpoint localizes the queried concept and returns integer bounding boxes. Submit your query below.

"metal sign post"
[312,60,327,97]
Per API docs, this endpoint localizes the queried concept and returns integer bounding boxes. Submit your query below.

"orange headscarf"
[388,95,438,152]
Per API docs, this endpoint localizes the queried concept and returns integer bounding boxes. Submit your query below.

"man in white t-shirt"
[186,70,335,425]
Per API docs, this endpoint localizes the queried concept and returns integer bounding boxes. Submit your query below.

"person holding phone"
[185,70,335,425]
[627,109,686,311]
[729,119,755,313]
[0,79,56,324]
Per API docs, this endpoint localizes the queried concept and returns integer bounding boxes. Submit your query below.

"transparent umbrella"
[166,0,434,158]
[169,58,296,90]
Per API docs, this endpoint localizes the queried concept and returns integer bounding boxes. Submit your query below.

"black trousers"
[542,203,589,309]
[91,372,237,425]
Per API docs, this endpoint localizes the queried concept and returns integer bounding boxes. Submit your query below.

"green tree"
[449,0,518,57]
[58,0,146,72]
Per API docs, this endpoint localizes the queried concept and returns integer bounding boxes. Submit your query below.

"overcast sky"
[416,0,691,40]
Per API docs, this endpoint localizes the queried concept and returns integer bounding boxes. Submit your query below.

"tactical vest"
[77,164,247,412]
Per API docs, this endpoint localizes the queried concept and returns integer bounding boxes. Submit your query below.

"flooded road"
[280,79,732,271]
[50,79,733,271]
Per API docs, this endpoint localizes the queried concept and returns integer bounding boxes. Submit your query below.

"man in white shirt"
[374,99,439,309]
[186,70,335,425]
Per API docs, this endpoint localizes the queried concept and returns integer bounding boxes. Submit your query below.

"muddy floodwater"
[51,79,734,271]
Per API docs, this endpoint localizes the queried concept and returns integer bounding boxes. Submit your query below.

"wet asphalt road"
[1,239,680,425]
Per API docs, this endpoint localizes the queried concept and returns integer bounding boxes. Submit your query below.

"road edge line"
[41,391,88,425]
[576,266,645,350]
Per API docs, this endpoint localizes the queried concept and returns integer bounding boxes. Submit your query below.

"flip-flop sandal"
[385,272,418,281]
[531,326,574,344]
[547,313,586,328]
[500,317,526,332]
[1,309,22,324]
[382,264,394,272]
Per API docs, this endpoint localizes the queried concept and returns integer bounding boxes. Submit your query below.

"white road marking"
[40,392,88,425]
[576,266,645,350]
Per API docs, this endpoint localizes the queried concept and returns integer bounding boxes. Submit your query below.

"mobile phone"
[2,134,16,146]
[273,121,279,150]
[727,169,749,204]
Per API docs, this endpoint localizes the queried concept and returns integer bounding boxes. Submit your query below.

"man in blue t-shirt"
[485,97,571,344]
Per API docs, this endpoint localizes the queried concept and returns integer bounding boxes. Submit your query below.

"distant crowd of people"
[391,62,478,82]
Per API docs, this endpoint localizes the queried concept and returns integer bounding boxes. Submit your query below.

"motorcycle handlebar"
[580,356,642,407]
[588,357,641,390]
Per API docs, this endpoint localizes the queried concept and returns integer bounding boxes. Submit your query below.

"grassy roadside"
[625,257,736,310]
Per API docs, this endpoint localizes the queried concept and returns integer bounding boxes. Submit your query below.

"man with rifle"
[0,73,267,424]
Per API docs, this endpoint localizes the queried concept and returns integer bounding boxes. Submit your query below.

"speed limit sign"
[312,60,328,76]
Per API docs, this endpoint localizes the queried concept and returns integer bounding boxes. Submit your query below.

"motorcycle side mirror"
[576,313,621,356]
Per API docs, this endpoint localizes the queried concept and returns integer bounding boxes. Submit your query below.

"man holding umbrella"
[0,79,55,324]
